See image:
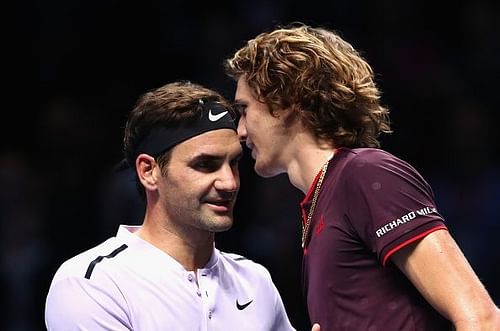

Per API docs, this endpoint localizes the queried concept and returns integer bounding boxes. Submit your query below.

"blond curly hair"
[225,24,391,148]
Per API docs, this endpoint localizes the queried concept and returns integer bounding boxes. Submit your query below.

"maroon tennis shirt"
[301,148,452,330]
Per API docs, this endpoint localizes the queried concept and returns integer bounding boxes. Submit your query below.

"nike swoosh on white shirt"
[208,109,228,122]
[236,299,253,310]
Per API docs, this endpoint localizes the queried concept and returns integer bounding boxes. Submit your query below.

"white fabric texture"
[45,225,295,331]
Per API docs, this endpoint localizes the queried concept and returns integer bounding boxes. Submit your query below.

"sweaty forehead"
[171,129,241,159]
[235,77,253,101]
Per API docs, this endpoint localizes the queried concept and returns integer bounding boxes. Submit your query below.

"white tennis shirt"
[45,225,295,331]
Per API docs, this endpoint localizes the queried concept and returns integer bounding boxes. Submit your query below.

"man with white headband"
[44,81,300,330]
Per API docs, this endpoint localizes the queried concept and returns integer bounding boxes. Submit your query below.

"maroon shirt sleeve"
[342,149,447,265]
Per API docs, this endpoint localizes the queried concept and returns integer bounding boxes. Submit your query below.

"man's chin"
[209,223,233,233]
[205,215,233,233]
[255,163,279,178]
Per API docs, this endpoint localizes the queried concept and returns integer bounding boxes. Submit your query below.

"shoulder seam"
[220,251,249,262]
[85,244,128,279]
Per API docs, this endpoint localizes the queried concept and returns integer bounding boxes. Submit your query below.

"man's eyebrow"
[190,151,243,162]
[233,99,246,106]
[190,153,223,162]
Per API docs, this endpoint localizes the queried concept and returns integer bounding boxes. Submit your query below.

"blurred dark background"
[2,1,499,330]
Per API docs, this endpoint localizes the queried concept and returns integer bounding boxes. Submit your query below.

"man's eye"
[235,103,246,115]
[194,161,218,172]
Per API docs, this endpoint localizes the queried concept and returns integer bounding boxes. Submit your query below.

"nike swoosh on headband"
[128,102,236,167]
[208,109,229,122]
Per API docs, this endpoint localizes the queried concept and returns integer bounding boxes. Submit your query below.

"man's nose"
[237,116,247,142]
[214,165,239,193]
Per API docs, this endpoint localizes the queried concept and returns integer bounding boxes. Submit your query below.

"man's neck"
[286,133,336,194]
[137,214,214,271]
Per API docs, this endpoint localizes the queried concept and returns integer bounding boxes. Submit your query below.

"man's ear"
[136,154,159,191]
[281,105,300,127]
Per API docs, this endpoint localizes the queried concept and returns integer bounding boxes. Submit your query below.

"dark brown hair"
[123,81,234,197]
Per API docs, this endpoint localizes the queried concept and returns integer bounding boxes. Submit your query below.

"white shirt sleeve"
[45,276,132,331]
[264,269,296,331]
